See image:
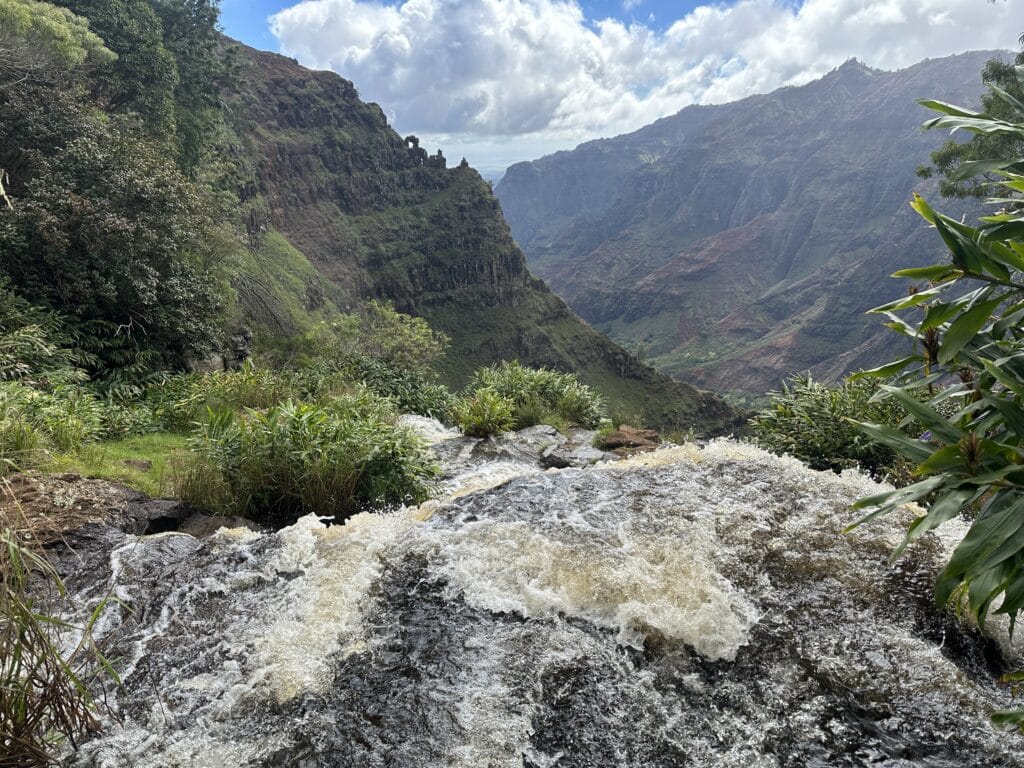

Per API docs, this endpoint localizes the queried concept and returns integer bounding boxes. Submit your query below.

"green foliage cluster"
[453,361,606,436]
[259,301,456,419]
[751,375,915,481]
[0,379,160,474]
[453,388,515,438]
[0,108,229,375]
[0,0,114,88]
[284,301,449,373]
[851,63,1024,728]
[347,357,455,422]
[179,391,437,526]
[0,280,80,380]
[0,524,114,765]
[917,41,1024,199]
[0,0,236,384]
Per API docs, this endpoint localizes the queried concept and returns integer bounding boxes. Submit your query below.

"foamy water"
[61,426,1024,767]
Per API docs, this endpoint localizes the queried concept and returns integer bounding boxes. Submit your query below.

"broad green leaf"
[849,421,935,464]
[988,83,1024,117]
[983,220,1024,242]
[869,284,952,313]
[850,474,944,514]
[992,709,1024,727]
[949,157,1024,181]
[993,302,1024,337]
[985,394,1024,439]
[916,444,967,475]
[935,494,1024,607]
[938,296,1002,364]
[922,114,1024,137]
[892,488,978,560]
[916,99,984,119]
[848,356,921,380]
[890,265,959,281]
[910,192,938,224]
[879,385,962,443]
[983,359,1024,399]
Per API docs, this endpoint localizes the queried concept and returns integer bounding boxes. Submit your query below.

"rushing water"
[60,422,1024,767]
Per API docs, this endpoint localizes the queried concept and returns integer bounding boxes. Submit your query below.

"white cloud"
[270,0,1022,167]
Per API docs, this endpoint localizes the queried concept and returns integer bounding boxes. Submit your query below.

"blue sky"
[219,0,1021,171]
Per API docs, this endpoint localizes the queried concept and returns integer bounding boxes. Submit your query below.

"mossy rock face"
[223,45,739,435]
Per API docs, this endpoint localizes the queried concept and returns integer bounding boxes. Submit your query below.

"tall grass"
[1,503,116,765]
[178,390,438,526]
[455,361,606,436]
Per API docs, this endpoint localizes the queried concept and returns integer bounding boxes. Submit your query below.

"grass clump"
[457,361,606,436]
[453,388,515,437]
[47,433,189,498]
[178,390,438,527]
[1,519,114,765]
[751,375,914,481]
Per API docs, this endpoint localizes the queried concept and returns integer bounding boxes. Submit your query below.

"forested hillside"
[0,0,739,433]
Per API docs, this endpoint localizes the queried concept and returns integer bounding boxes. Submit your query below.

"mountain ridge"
[495,50,1007,399]
[225,43,741,433]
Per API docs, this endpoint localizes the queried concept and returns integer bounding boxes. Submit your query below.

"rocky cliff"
[227,46,739,434]
[495,52,1005,400]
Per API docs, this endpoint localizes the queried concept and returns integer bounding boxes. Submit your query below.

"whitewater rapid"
[59,422,1024,767]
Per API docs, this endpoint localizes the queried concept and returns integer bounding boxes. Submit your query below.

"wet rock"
[123,498,194,535]
[178,512,264,538]
[596,424,661,455]
[540,443,616,469]
[0,473,146,543]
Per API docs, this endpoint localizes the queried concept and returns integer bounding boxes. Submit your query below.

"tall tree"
[55,0,179,134]
[918,37,1024,199]
[0,0,114,91]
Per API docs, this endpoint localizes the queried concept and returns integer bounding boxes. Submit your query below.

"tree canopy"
[0,0,114,89]
[917,39,1024,199]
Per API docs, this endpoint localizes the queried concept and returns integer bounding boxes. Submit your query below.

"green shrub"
[453,388,516,437]
[97,400,159,439]
[178,390,438,526]
[144,365,303,431]
[848,68,1024,729]
[466,361,605,430]
[751,375,915,481]
[348,357,454,421]
[0,419,45,475]
[0,380,111,472]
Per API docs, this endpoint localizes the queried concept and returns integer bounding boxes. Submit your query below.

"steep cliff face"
[495,52,1002,399]
[227,47,740,434]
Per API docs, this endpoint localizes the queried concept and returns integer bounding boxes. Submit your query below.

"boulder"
[595,425,661,455]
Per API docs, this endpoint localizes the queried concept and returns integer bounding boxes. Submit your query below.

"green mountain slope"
[495,52,1005,400]
[226,46,740,434]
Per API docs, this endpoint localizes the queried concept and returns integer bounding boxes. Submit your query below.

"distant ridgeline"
[0,0,739,434]
[495,52,1008,401]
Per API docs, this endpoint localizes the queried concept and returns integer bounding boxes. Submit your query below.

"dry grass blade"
[0,479,110,766]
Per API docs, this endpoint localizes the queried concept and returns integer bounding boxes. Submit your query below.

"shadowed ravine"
[59,421,1024,767]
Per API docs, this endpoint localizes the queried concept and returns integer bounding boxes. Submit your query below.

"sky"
[220,0,1022,173]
